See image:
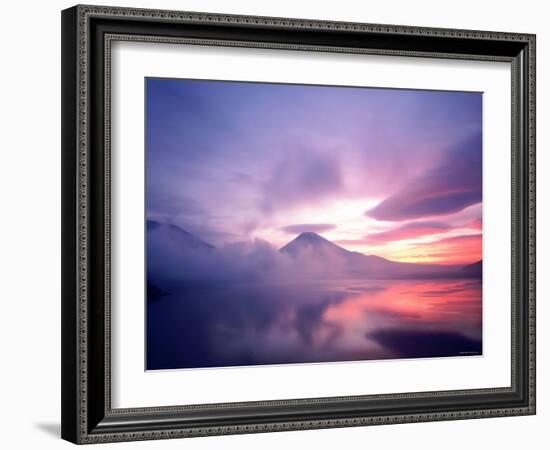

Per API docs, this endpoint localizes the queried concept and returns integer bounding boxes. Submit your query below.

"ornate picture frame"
[61,5,536,444]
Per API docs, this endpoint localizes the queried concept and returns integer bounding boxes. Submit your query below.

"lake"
[146,278,482,370]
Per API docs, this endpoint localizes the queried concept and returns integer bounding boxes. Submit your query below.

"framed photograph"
[61,5,536,444]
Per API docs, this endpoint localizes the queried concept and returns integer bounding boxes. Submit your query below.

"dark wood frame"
[61,4,536,444]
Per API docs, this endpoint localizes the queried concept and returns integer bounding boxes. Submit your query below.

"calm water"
[146,278,482,370]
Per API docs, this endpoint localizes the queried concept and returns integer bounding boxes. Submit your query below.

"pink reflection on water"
[321,279,482,358]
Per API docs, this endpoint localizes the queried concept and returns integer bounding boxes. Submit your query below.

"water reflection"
[147,278,481,370]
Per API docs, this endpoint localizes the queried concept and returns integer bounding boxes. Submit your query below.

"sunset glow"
[146,78,483,370]
[146,78,482,266]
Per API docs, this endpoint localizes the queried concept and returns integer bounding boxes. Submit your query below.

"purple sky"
[146,78,482,264]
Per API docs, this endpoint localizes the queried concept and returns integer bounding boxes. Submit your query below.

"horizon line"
[147,219,481,267]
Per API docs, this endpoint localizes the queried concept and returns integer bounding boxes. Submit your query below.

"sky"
[146,78,482,265]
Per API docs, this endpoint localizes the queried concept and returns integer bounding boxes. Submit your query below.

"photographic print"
[145,78,483,371]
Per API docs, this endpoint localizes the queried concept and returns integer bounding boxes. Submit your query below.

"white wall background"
[0,0,545,448]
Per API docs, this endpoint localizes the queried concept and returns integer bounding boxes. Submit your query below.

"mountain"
[147,220,214,251]
[281,232,356,259]
[146,225,479,282]
[461,260,482,278]
[147,220,215,286]
[280,232,462,279]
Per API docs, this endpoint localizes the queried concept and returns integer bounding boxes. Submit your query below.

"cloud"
[147,222,344,285]
[366,133,482,221]
[466,218,483,230]
[433,234,481,245]
[403,234,482,265]
[281,223,337,234]
[261,149,343,213]
[364,221,451,244]
[147,190,205,219]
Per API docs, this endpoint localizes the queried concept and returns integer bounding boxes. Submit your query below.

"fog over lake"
[147,278,481,370]
[146,222,482,370]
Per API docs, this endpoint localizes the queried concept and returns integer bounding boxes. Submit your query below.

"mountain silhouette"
[147,220,214,250]
[461,260,482,278]
[147,225,480,282]
[147,220,216,287]
[279,232,469,279]
[280,231,355,258]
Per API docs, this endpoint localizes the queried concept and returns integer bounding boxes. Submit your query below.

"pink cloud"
[466,218,483,230]
[281,223,337,234]
[364,221,451,244]
[407,234,482,265]
[366,134,482,221]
